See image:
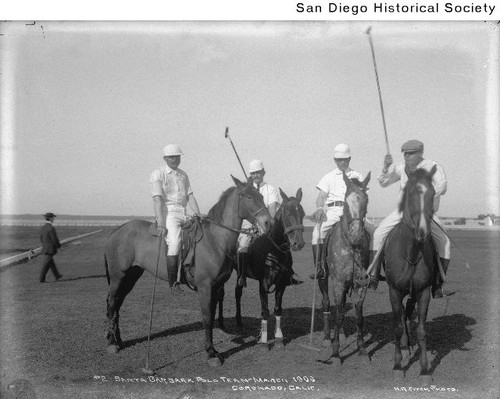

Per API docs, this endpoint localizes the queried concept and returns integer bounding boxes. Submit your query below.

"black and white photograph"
[0,8,499,399]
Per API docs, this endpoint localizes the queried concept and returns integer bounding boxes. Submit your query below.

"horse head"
[400,166,436,243]
[277,188,305,251]
[231,175,273,235]
[342,172,371,247]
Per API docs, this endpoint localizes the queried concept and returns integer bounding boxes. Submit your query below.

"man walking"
[39,212,63,283]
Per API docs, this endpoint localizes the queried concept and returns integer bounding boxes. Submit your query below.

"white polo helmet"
[333,143,351,159]
[163,144,184,157]
[249,159,265,173]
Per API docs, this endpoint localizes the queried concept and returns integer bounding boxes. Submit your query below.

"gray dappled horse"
[317,172,371,366]
[384,166,438,383]
[104,176,273,367]
[217,188,306,347]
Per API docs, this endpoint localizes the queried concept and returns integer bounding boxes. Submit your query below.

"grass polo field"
[0,224,499,399]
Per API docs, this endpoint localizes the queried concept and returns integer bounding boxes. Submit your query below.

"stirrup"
[237,276,247,287]
[288,275,304,286]
[308,270,326,280]
[355,274,378,288]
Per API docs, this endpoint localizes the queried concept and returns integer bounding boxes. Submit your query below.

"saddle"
[179,217,203,290]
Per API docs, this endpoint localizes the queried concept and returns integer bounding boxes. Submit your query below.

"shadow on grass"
[57,274,107,282]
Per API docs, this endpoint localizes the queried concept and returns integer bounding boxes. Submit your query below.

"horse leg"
[258,282,270,346]
[106,266,144,353]
[199,284,223,367]
[330,286,347,367]
[401,297,416,360]
[416,287,432,385]
[355,286,369,363]
[235,285,243,328]
[318,277,331,346]
[389,286,405,379]
[217,285,225,330]
[273,285,285,349]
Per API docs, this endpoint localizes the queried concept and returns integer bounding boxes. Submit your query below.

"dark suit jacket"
[40,222,61,255]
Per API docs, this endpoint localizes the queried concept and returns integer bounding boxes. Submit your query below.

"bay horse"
[104,175,273,367]
[318,172,371,366]
[383,166,438,383]
[217,188,305,348]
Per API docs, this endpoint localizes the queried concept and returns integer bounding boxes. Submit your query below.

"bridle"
[203,191,268,235]
[267,202,304,253]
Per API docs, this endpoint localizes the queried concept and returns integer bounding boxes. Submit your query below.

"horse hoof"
[331,356,342,369]
[257,342,270,352]
[273,339,285,350]
[320,339,331,348]
[106,345,120,354]
[317,346,334,362]
[392,369,405,381]
[419,374,433,386]
[358,352,370,365]
[207,357,223,368]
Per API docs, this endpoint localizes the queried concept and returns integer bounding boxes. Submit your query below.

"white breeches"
[237,219,253,253]
[372,209,450,259]
[165,206,187,256]
[311,206,343,245]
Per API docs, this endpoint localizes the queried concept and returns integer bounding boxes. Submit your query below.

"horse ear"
[231,174,244,188]
[296,188,303,202]
[279,188,289,202]
[429,164,437,178]
[362,172,371,189]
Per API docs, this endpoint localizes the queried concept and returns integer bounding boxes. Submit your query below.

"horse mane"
[398,168,433,213]
[207,186,237,222]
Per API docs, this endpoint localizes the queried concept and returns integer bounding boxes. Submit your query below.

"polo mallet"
[365,26,391,156]
[300,220,323,351]
[224,127,248,180]
[141,233,164,375]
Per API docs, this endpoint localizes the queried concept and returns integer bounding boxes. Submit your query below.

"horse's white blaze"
[275,316,283,340]
[346,193,360,219]
[259,320,268,343]
[417,183,428,234]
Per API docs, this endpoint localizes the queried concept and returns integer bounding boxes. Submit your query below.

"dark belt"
[327,201,344,207]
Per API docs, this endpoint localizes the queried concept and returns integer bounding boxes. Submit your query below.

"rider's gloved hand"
[194,213,207,222]
[383,154,393,172]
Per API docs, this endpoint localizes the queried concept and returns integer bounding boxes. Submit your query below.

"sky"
[0,20,499,219]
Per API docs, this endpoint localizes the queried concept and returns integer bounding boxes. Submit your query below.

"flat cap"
[401,140,424,153]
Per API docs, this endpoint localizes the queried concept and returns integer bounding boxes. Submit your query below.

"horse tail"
[104,253,110,285]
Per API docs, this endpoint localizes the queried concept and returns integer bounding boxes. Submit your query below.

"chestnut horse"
[104,176,272,366]
[384,166,438,383]
[217,188,305,348]
[318,172,371,366]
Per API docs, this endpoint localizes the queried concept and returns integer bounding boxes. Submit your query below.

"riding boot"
[167,255,183,295]
[434,258,453,299]
[237,252,247,287]
[309,243,325,280]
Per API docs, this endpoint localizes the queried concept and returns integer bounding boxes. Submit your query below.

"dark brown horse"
[318,172,371,366]
[104,176,273,366]
[383,166,438,383]
[217,188,305,348]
